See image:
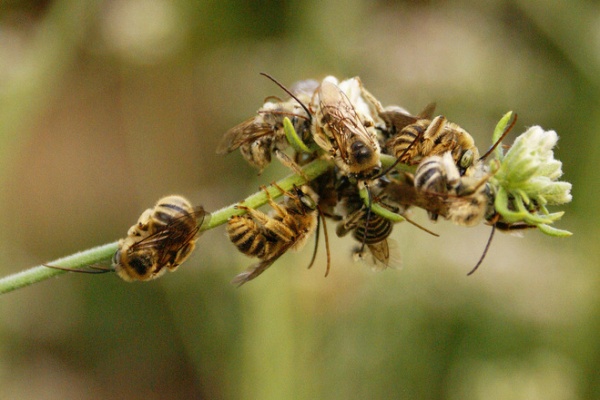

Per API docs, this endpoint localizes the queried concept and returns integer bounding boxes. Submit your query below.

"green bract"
[283,117,312,153]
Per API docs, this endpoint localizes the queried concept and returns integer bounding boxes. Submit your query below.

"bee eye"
[459,150,474,169]
[112,250,121,266]
[300,195,316,210]
[351,141,373,163]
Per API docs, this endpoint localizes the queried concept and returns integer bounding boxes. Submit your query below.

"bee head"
[347,141,381,179]
[291,185,319,211]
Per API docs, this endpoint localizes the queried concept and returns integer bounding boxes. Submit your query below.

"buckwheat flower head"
[488,117,572,237]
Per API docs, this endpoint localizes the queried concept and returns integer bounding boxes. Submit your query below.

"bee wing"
[382,238,402,270]
[385,181,451,219]
[367,241,390,271]
[155,225,201,267]
[216,118,274,154]
[352,239,401,271]
[290,79,319,98]
[128,207,207,256]
[380,102,436,133]
[379,108,419,133]
[231,242,293,287]
[417,102,437,119]
[318,81,372,163]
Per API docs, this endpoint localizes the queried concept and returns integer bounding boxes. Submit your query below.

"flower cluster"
[489,117,572,236]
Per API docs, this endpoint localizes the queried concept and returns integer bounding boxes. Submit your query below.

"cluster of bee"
[220,74,523,284]
[47,74,523,284]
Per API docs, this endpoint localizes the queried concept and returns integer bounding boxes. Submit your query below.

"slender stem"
[0,157,333,295]
[0,242,118,294]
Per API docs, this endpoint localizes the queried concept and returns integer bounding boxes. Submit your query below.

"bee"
[45,195,208,281]
[312,78,382,179]
[411,113,522,275]
[113,195,208,281]
[227,184,328,286]
[216,99,313,173]
[217,73,320,174]
[386,115,479,175]
[413,152,489,226]
[336,206,396,270]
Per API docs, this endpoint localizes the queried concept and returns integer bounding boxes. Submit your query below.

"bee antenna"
[402,215,440,237]
[359,184,373,254]
[307,207,331,277]
[43,264,112,274]
[479,113,518,161]
[466,225,496,276]
[259,72,312,122]
[307,213,320,270]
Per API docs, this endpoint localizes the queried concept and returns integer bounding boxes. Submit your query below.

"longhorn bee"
[113,195,208,281]
[386,115,479,175]
[45,195,208,281]
[227,184,328,286]
[312,78,382,179]
[336,205,397,270]
[216,99,313,173]
[413,152,489,226]
[216,74,320,174]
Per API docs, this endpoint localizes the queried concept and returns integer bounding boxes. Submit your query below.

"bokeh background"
[0,0,595,399]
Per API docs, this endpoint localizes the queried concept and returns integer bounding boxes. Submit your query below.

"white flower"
[493,126,571,206]
[489,123,572,237]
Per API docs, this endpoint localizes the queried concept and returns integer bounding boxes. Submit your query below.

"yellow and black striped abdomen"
[414,156,447,194]
[352,214,393,245]
[227,215,275,259]
[386,121,427,162]
[151,196,196,230]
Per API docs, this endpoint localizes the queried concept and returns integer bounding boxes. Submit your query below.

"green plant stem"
[0,157,333,295]
[0,242,118,294]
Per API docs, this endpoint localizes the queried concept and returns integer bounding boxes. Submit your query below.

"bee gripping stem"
[204,158,331,229]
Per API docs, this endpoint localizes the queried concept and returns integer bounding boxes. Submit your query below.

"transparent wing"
[216,118,274,154]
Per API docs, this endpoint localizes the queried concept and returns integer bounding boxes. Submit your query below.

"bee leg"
[241,189,296,243]
[274,149,310,181]
[258,185,291,220]
[236,204,272,227]
[269,182,295,199]
[421,116,448,155]
[336,208,363,238]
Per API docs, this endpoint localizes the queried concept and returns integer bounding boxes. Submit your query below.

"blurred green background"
[0,0,595,399]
